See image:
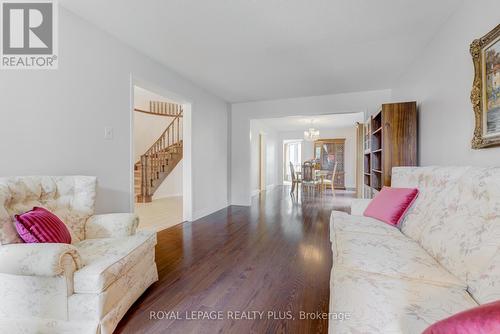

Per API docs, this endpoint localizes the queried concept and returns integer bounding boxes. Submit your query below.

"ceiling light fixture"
[304,120,320,141]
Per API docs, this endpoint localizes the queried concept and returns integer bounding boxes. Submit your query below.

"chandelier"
[304,120,320,141]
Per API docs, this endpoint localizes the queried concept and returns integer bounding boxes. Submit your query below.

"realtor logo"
[1,0,58,69]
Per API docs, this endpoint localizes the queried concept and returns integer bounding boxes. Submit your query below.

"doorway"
[131,78,193,230]
[283,140,302,183]
[259,134,266,192]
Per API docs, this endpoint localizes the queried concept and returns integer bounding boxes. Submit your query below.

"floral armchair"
[0,176,158,334]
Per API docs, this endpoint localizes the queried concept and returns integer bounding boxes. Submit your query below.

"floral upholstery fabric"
[0,273,71,321]
[74,231,156,293]
[333,231,464,288]
[391,166,470,243]
[0,242,81,276]
[69,251,156,320]
[468,247,500,304]
[0,176,97,244]
[85,213,139,239]
[330,167,500,333]
[329,268,477,334]
[392,167,500,303]
[330,210,402,239]
[0,176,158,334]
[349,198,372,216]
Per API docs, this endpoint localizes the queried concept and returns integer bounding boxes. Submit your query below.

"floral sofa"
[0,176,158,334]
[329,166,500,333]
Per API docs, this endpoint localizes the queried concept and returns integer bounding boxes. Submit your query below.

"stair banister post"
[141,154,148,200]
[177,117,180,143]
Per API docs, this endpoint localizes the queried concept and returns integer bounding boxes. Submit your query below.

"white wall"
[231,89,391,205]
[0,7,229,220]
[249,120,279,196]
[392,0,500,166]
[153,160,183,199]
[277,126,358,189]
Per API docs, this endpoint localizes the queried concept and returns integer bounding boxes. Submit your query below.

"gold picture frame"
[471,24,500,149]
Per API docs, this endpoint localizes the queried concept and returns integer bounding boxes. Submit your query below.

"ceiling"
[61,0,461,103]
[257,112,364,132]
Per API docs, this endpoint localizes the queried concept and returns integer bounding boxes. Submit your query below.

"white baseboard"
[192,201,229,221]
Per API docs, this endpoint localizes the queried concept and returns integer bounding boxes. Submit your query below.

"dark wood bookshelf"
[363,101,417,197]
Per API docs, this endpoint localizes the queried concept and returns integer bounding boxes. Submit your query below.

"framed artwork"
[471,24,500,149]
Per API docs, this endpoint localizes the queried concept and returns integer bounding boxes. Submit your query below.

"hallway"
[116,186,355,333]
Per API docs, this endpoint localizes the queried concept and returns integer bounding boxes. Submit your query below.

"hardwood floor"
[115,186,355,334]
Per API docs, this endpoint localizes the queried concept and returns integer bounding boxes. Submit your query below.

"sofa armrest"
[85,213,139,239]
[0,243,81,276]
[350,199,372,216]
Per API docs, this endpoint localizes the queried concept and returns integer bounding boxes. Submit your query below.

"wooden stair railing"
[136,106,183,203]
[134,101,183,117]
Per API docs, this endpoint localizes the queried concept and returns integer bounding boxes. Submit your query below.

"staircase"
[135,101,183,203]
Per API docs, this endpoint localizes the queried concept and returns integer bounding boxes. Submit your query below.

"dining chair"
[322,162,338,195]
[289,162,302,195]
[301,162,320,194]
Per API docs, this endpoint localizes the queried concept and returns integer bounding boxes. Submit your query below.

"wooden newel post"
[141,154,148,200]
[177,118,180,142]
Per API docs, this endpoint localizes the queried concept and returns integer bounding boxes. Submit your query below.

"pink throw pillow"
[423,300,500,334]
[363,187,418,226]
[15,207,71,244]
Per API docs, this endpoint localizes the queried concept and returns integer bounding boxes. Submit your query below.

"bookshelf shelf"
[362,102,417,198]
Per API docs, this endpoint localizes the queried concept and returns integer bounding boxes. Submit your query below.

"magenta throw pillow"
[423,300,500,334]
[363,186,418,226]
[15,207,71,244]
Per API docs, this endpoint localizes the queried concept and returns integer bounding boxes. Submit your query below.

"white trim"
[129,74,135,212]
[182,103,193,221]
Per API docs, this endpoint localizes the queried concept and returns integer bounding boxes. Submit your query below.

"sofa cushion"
[333,231,465,288]
[69,251,156,320]
[468,247,500,304]
[330,210,402,240]
[73,231,156,293]
[391,166,471,243]
[392,167,500,303]
[419,168,500,295]
[329,268,477,334]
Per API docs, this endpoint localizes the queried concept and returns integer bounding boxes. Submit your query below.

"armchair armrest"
[350,199,372,216]
[0,243,81,276]
[85,213,139,239]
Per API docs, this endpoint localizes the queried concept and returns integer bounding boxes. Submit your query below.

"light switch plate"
[104,127,113,140]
